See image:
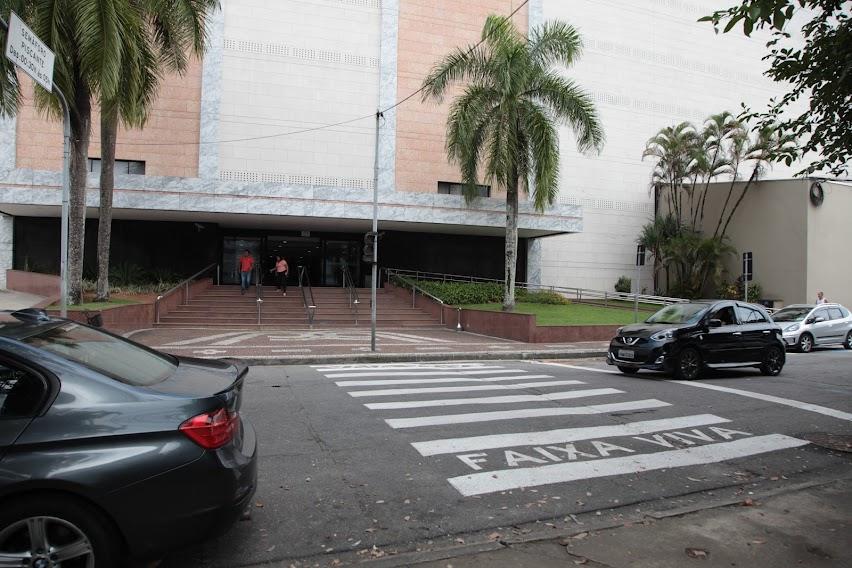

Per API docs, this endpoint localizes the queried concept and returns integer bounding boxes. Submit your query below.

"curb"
[239,349,608,366]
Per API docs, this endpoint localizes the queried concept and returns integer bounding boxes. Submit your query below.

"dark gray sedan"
[0,309,257,566]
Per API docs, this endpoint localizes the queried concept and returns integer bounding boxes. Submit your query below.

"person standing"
[270,256,289,295]
[815,291,828,304]
[238,249,254,295]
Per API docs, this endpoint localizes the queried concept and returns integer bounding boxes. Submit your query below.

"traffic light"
[362,232,376,263]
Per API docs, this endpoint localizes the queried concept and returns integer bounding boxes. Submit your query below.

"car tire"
[674,347,702,380]
[760,346,784,376]
[797,333,814,353]
[617,366,638,375]
[0,494,122,567]
[844,331,852,350]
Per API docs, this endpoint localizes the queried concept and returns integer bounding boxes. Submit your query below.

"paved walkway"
[127,327,609,364]
[0,289,47,310]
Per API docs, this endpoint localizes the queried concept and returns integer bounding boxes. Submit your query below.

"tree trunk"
[502,176,520,312]
[68,76,92,305]
[96,109,118,302]
[720,166,759,239]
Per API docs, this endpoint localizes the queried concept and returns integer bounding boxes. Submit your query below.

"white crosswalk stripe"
[384,399,672,428]
[347,380,585,398]
[315,362,809,496]
[335,374,554,387]
[364,388,624,410]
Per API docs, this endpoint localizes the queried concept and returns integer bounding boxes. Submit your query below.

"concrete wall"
[699,179,809,305]
[14,64,202,178]
[806,181,852,307]
[217,0,381,191]
[536,0,806,294]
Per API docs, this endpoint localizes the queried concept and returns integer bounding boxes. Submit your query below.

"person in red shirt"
[238,249,254,295]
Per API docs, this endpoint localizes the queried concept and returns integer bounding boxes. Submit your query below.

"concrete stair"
[155,285,442,328]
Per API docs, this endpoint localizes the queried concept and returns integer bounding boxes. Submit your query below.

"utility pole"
[634,245,645,323]
[370,110,382,351]
[2,13,70,317]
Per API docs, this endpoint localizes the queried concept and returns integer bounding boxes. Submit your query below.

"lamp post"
[634,245,645,323]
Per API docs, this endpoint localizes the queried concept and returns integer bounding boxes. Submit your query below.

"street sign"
[743,251,753,282]
[636,245,646,267]
[4,12,54,91]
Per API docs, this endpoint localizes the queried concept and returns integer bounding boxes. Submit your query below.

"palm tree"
[422,15,604,310]
[0,0,140,303]
[637,214,680,293]
[642,122,698,226]
[95,0,218,301]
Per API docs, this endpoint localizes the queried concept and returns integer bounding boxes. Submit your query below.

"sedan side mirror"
[812,316,826,324]
[708,319,723,328]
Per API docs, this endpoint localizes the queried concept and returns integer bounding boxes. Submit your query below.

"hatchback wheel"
[844,331,852,350]
[0,495,121,568]
[760,346,784,376]
[674,347,702,380]
[797,333,814,353]
[617,366,638,375]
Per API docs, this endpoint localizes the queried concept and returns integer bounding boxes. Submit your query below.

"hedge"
[391,276,570,306]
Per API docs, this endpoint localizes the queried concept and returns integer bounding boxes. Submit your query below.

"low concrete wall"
[6,270,61,297]
[386,282,618,343]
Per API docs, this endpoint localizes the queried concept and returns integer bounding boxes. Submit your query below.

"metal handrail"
[385,268,686,307]
[255,264,264,325]
[298,265,316,325]
[387,272,445,325]
[155,263,218,324]
[342,264,360,322]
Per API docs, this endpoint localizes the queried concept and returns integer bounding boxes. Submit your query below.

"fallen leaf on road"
[686,477,704,482]
[741,498,755,507]
[403,516,411,521]
[750,539,766,545]
[572,532,589,540]
[364,528,376,533]
[685,547,709,559]
[770,476,780,481]
[255,502,264,508]
[266,545,276,553]
[330,560,342,567]
[573,558,588,565]
[375,500,385,504]
[454,538,465,545]
[487,532,502,541]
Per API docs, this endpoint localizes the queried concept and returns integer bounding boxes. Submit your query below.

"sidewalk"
[410,479,850,568]
[0,289,47,310]
[126,327,610,364]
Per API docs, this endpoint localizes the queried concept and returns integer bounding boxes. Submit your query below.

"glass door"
[222,237,262,285]
[323,240,360,286]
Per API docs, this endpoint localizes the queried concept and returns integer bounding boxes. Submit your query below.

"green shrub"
[391,276,503,305]
[517,289,571,305]
[109,262,147,286]
[614,275,632,293]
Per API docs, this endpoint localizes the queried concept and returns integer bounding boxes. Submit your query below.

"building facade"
[0,0,807,292]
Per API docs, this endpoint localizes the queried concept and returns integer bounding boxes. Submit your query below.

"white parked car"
[772,303,852,352]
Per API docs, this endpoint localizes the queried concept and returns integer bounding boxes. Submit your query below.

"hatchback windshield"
[23,323,176,386]
[771,307,813,322]
[646,303,710,324]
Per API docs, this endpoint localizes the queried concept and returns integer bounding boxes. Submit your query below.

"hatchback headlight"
[783,324,800,333]
[616,327,624,335]
[650,328,676,341]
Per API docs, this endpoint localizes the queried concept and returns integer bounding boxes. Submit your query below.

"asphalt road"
[161,348,852,567]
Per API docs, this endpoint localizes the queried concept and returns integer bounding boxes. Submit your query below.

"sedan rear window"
[646,303,710,324]
[22,323,176,386]
[772,307,812,322]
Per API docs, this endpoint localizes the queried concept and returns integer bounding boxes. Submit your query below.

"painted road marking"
[335,374,554,386]
[411,414,730,456]
[365,388,623,410]
[385,399,671,429]
[347,380,584,397]
[210,332,264,346]
[314,363,499,371]
[163,331,251,346]
[534,361,620,374]
[447,434,809,496]
[668,380,852,422]
[327,369,523,378]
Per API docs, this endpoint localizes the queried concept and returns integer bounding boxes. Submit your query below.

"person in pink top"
[238,249,254,295]
[270,256,289,295]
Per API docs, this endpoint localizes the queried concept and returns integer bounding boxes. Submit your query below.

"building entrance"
[221,233,363,287]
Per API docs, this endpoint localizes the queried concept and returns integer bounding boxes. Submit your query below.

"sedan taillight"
[180,407,238,449]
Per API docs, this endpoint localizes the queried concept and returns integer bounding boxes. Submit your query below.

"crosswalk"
[312,362,810,497]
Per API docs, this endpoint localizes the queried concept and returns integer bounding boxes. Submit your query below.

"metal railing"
[384,268,686,309]
[385,270,445,325]
[155,263,218,324]
[342,264,360,323]
[298,265,316,325]
[255,264,264,325]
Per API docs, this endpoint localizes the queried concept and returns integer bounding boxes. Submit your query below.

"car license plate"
[618,349,635,360]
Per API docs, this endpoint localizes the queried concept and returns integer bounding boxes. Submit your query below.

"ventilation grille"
[558,195,654,214]
[219,169,374,190]
[224,38,379,68]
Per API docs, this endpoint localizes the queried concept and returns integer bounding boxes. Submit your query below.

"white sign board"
[5,12,54,91]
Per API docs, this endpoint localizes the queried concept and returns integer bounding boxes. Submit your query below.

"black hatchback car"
[607,300,785,380]
[0,310,257,566]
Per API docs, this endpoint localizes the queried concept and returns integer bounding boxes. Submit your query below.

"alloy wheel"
[799,334,813,353]
[0,516,94,568]
[761,347,784,376]
[678,349,701,380]
[845,331,852,350]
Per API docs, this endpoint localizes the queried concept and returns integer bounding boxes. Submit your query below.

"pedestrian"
[270,255,289,295]
[815,290,828,304]
[238,249,254,295]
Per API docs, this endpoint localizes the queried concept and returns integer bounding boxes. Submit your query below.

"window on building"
[88,158,146,175]
[437,181,490,198]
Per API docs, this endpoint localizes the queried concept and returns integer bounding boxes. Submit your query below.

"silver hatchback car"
[772,303,852,352]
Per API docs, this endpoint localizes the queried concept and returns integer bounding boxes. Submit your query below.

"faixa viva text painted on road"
[454,426,755,471]
[4,12,55,91]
